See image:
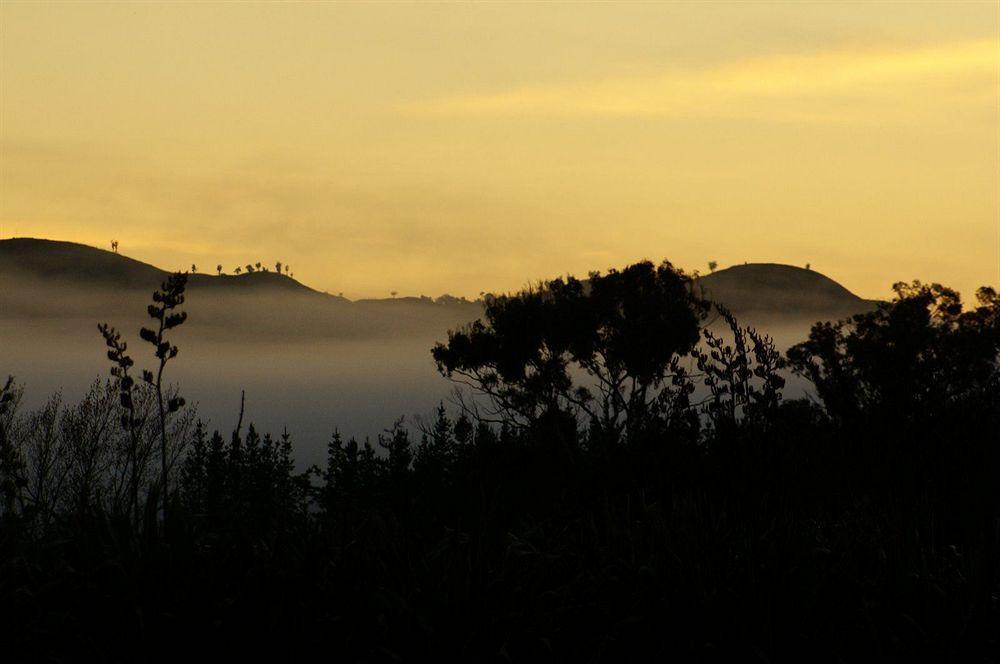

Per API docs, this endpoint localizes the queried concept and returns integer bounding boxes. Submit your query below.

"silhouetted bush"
[0,379,192,533]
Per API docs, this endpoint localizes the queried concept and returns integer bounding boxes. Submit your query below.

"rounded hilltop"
[0,237,163,286]
[695,262,877,316]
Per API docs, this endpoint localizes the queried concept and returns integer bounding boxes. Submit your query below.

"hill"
[0,238,480,341]
[1,239,875,340]
[0,238,322,296]
[696,263,877,317]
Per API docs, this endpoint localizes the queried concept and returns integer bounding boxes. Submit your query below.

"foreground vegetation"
[1,262,997,662]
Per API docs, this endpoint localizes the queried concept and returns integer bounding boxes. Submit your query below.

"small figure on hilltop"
[111,240,118,253]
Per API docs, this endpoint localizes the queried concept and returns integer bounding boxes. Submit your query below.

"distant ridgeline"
[0,238,876,338]
[0,238,481,340]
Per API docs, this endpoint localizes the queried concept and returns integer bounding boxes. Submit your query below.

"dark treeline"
[1,261,998,662]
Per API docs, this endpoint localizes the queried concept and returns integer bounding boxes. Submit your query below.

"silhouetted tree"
[246,264,255,273]
[708,260,718,273]
[180,418,305,534]
[97,323,143,519]
[0,376,25,516]
[234,266,242,275]
[216,264,223,276]
[391,291,398,298]
[694,304,786,430]
[433,260,707,442]
[788,281,999,423]
[111,240,118,253]
[377,419,413,486]
[191,264,197,274]
[453,412,473,447]
[138,272,188,524]
[275,261,282,274]
[415,403,454,477]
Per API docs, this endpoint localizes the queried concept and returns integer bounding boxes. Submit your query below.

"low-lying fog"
[3,325,456,469]
[1,311,820,469]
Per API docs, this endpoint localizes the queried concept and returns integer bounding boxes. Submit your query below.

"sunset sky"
[1,2,997,300]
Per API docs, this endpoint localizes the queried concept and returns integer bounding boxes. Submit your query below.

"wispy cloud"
[407,40,999,123]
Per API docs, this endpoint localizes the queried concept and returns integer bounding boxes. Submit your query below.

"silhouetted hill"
[2,239,874,314]
[0,238,480,340]
[0,238,322,296]
[1,238,164,287]
[1,240,875,341]
[696,263,878,317]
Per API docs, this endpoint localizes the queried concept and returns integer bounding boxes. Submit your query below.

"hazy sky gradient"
[1,2,997,299]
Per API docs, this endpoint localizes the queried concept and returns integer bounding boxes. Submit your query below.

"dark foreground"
[1,265,997,662]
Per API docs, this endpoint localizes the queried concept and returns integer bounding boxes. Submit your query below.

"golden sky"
[1,2,998,300]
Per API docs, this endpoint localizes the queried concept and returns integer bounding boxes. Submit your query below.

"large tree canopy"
[787,282,1000,422]
[432,260,707,441]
